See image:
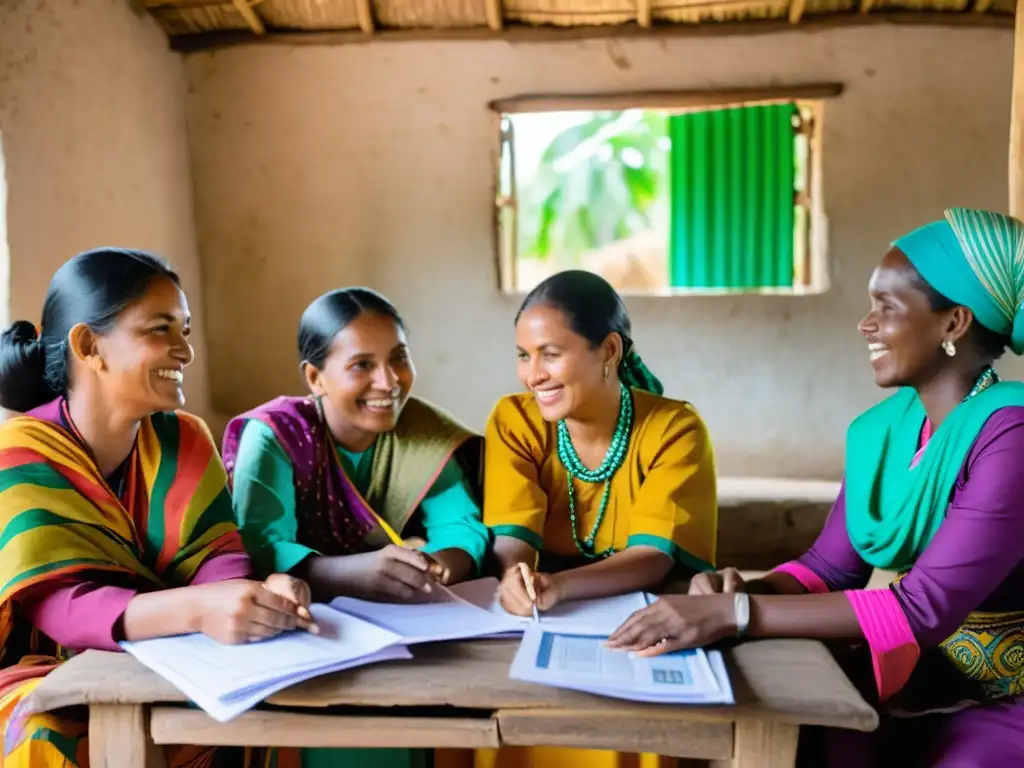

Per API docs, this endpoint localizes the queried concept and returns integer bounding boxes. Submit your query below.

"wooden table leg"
[711,721,800,768]
[89,704,165,768]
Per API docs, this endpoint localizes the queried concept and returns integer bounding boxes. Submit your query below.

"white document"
[450,578,650,637]
[121,603,410,721]
[330,591,523,644]
[508,623,734,705]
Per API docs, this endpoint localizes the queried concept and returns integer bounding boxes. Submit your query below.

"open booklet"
[509,623,735,705]
[121,604,411,722]
[330,577,652,642]
[120,579,715,722]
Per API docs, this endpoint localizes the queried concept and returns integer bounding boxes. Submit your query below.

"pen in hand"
[518,562,541,622]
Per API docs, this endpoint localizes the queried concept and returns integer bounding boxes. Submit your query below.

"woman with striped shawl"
[0,248,312,767]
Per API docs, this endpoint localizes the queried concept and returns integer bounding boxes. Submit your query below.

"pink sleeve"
[24,553,252,653]
[772,561,830,594]
[25,582,137,653]
[189,551,253,585]
[844,588,920,702]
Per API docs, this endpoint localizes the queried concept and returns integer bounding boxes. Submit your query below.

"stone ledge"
[716,478,838,570]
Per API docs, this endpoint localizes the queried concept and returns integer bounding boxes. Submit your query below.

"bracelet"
[734,592,751,638]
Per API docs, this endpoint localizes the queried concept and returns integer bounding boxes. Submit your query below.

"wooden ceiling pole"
[637,0,652,28]
[356,0,375,33]
[1011,0,1024,218]
[232,0,265,34]
[485,0,504,30]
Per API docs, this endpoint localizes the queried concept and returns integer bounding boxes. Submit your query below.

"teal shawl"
[846,381,1024,571]
[846,206,1024,570]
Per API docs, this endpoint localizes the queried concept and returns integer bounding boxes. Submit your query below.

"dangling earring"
[314,394,326,422]
[942,339,957,358]
[603,364,610,380]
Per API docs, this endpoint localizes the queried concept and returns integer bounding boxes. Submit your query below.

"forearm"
[493,536,538,573]
[748,591,863,640]
[121,587,201,641]
[296,554,351,601]
[744,571,808,596]
[430,548,475,584]
[555,547,672,602]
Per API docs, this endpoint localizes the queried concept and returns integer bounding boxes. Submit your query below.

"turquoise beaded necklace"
[555,381,634,559]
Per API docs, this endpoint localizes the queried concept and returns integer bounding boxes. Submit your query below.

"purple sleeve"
[776,482,874,592]
[24,552,254,652]
[892,408,1024,647]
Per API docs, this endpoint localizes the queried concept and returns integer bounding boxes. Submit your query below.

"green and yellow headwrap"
[893,208,1024,355]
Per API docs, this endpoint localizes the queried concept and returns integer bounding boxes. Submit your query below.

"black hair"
[911,269,1010,361]
[516,270,663,394]
[0,248,180,413]
[298,287,405,369]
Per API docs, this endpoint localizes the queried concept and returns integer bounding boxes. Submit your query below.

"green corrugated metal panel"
[669,103,797,289]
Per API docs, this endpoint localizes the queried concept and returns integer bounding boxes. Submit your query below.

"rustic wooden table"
[22,637,877,768]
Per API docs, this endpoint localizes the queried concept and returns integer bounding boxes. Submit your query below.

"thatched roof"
[141,0,1014,50]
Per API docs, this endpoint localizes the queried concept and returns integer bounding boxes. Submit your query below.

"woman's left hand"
[263,572,317,633]
[605,594,738,657]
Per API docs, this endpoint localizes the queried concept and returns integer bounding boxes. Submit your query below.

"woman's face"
[515,303,614,423]
[858,247,954,389]
[85,276,194,416]
[306,311,415,445]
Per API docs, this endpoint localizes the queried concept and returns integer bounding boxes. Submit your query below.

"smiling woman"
[478,269,717,768]
[223,287,490,598]
[607,209,1024,767]
[0,248,311,768]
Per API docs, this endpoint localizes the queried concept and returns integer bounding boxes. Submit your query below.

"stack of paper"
[120,604,410,722]
[330,589,523,644]
[449,577,651,634]
[509,623,734,705]
[330,578,652,642]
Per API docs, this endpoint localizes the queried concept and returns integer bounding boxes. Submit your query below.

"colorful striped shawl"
[0,399,245,675]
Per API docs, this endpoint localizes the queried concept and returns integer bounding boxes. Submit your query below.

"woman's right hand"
[342,545,446,602]
[498,563,560,616]
[189,579,308,644]
[688,567,746,595]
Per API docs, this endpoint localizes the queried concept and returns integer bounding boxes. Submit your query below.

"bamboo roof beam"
[485,0,504,30]
[638,0,652,28]
[231,0,265,34]
[356,0,375,34]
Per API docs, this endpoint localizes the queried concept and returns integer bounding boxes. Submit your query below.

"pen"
[371,512,449,586]
[518,562,541,622]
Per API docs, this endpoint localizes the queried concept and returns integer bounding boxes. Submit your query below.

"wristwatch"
[734,592,750,638]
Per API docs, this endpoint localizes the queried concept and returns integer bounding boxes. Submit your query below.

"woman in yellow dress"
[481,270,718,768]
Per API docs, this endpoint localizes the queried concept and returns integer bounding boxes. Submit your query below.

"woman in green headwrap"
[607,209,1024,767]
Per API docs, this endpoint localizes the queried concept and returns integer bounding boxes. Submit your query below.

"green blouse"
[231,419,489,576]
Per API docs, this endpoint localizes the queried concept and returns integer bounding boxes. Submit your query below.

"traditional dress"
[479,385,717,768]
[222,394,490,768]
[484,387,716,573]
[0,398,283,767]
[777,208,1024,767]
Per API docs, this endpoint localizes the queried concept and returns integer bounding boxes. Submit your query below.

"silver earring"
[603,364,610,380]
[942,339,956,358]
[314,394,326,422]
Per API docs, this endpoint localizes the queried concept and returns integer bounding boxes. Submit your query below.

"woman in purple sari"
[222,288,490,603]
[607,208,1024,767]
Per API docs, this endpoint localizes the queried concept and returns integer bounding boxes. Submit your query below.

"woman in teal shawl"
[607,208,1024,767]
